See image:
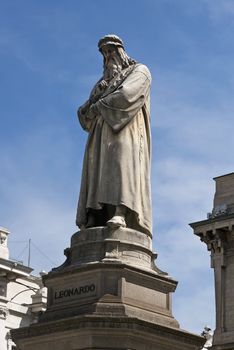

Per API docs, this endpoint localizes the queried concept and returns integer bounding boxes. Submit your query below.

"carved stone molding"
[199,229,228,255]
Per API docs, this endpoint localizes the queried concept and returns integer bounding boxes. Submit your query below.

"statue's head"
[98,34,124,53]
[204,326,211,332]
[98,35,135,80]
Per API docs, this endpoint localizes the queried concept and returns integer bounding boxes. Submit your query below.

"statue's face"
[101,44,122,68]
[102,44,122,80]
[101,45,117,61]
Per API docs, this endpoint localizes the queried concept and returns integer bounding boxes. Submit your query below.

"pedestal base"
[11,227,204,349]
[12,315,204,350]
[40,261,179,328]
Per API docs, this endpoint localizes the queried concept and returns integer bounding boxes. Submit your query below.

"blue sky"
[1,0,234,334]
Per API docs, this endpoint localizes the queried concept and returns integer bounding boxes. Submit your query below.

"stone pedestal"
[11,227,204,349]
[191,173,234,350]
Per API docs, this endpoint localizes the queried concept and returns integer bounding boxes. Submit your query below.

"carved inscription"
[54,283,96,303]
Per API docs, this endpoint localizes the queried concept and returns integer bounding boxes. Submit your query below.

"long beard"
[103,58,122,81]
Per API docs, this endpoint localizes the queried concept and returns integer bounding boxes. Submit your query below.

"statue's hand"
[90,80,108,103]
[98,79,108,90]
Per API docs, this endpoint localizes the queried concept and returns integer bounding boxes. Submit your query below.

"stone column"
[191,172,234,349]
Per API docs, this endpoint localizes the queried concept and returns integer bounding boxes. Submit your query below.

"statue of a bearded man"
[76,35,152,236]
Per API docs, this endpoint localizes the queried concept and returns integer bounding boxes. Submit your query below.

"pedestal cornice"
[11,314,204,349]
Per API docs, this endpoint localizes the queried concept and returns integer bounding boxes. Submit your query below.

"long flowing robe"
[76,63,152,236]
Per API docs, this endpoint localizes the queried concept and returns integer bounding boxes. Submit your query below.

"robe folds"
[76,63,152,236]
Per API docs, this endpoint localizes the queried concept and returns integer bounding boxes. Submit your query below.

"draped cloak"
[76,63,152,236]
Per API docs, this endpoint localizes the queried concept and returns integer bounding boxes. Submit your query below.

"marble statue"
[76,35,152,236]
[201,326,213,349]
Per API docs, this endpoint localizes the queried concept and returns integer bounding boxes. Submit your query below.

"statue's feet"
[107,215,126,229]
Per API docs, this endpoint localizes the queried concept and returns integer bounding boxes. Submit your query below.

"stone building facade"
[0,227,47,350]
[191,173,234,349]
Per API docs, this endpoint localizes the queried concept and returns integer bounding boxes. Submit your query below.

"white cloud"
[175,283,215,332]
[204,0,234,19]
[0,120,80,273]
[151,156,216,333]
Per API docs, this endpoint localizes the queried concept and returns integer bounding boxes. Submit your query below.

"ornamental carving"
[0,306,8,319]
[199,229,227,254]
